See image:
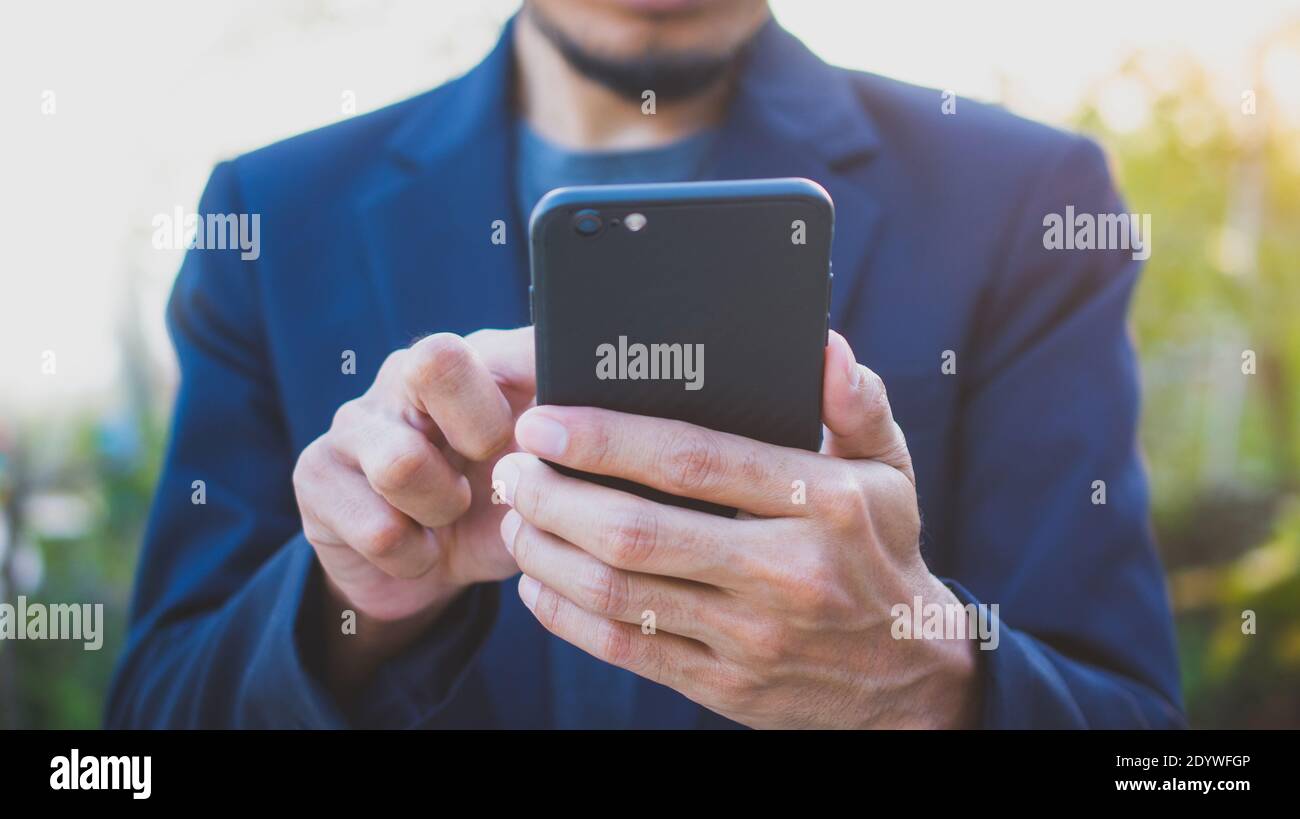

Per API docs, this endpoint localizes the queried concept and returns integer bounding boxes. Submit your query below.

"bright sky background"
[2,0,1297,415]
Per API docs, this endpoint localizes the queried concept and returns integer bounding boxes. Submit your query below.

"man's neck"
[512,12,735,152]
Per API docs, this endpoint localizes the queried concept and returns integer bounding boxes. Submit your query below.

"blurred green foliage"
[1074,50,1300,727]
[1,412,161,729]
[1,47,1297,729]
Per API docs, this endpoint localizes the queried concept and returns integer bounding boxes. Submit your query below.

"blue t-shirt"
[513,121,717,728]
[515,121,718,226]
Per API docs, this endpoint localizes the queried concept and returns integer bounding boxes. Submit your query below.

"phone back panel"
[529,179,834,514]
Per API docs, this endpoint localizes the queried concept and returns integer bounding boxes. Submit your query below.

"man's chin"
[526,3,753,103]
[605,0,711,15]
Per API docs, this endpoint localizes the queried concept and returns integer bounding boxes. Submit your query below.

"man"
[107,0,1184,728]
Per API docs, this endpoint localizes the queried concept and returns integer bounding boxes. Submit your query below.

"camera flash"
[624,212,647,232]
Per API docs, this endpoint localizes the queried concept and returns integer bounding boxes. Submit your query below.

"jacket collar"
[362,12,884,343]
[385,16,518,171]
[385,16,881,171]
[718,16,880,167]
[703,19,884,331]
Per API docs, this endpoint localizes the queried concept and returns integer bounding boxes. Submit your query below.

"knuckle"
[839,488,873,534]
[737,445,768,487]
[411,333,474,391]
[803,575,854,622]
[459,427,509,463]
[330,398,365,432]
[376,348,407,381]
[822,465,870,529]
[601,506,660,567]
[533,585,564,632]
[441,479,474,521]
[860,368,890,415]
[741,619,793,665]
[773,553,851,620]
[657,430,724,494]
[595,619,636,667]
[881,426,917,483]
[507,521,533,569]
[879,457,915,501]
[292,440,328,491]
[359,515,410,560]
[880,437,910,468]
[512,468,548,522]
[369,439,429,494]
[583,563,630,617]
[581,418,615,472]
[712,662,764,712]
[300,517,332,550]
[809,587,856,623]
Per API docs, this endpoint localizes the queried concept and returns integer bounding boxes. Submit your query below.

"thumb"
[821,330,914,484]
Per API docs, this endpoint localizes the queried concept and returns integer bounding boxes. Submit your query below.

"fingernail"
[500,510,521,555]
[516,411,569,458]
[519,574,541,610]
[832,332,863,390]
[492,456,520,505]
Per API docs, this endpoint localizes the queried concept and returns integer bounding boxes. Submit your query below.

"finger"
[299,462,442,579]
[402,332,516,461]
[517,573,712,693]
[821,330,914,483]
[513,405,820,517]
[493,452,757,588]
[466,326,536,408]
[328,402,471,528]
[501,510,729,645]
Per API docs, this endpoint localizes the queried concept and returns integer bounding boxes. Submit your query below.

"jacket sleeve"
[940,136,1185,728]
[105,162,494,728]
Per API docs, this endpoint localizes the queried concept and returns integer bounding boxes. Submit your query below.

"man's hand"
[292,327,534,695]
[493,330,980,728]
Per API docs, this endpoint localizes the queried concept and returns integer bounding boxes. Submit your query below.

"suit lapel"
[708,20,884,329]
[358,21,530,350]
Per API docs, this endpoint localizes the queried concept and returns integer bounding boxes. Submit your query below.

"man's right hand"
[292,327,534,694]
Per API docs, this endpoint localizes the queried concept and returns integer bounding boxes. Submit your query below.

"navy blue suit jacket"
[107,19,1184,729]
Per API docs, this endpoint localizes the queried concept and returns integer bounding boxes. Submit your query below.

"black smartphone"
[528,178,834,516]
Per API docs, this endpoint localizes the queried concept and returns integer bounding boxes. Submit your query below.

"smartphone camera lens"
[573,209,602,237]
